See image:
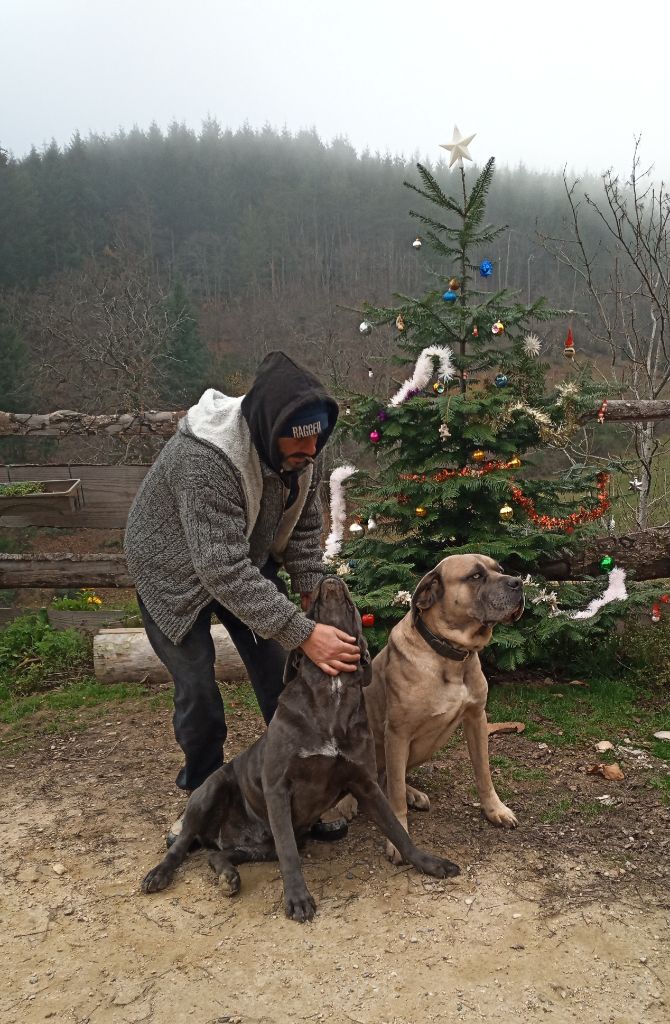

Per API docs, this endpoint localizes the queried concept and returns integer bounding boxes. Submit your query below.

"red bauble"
[361,613,375,628]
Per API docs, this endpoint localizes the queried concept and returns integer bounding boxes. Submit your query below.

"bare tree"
[541,140,670,528]
[23,245,188,416]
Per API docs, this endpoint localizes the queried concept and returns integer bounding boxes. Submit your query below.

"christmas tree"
[332,148,616,671]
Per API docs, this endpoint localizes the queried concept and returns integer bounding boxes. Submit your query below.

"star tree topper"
[440,125,476,169]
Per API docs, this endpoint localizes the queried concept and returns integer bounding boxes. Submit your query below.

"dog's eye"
[471,572,482,580]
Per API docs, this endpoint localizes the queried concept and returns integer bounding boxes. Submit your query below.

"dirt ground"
[1,691,668,1024]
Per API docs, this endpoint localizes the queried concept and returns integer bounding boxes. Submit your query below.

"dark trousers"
[138,562,289,792]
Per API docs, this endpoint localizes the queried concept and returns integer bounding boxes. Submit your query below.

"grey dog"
[141,577,460,922]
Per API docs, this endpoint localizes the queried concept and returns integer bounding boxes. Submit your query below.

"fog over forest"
[0,121,631,418]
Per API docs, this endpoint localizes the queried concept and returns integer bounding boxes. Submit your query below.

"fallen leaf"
[587,763,625,781]
[595,740,614,752]
[487,721,526,736]
[568,679,589,687]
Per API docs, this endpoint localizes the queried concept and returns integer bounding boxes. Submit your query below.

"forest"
[0,121,621,416]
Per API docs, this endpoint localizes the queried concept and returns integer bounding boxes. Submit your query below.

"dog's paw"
[483,802,519,828]
[284,887,317,923]
[336,793,358,821]
[417,853,461,879]
[141,863,174,894]
[385,840,405,866]
[216,866,241,896]
[406,785,430,811]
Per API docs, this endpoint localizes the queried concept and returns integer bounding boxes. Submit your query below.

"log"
[537,526,670,581]
[93,626,247,684]
[578,399,670,424]
[0,553,132,588]
[0,409,184,438]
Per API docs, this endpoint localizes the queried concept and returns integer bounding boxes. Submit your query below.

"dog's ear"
[411,569,445,622]
[356,626,373,686]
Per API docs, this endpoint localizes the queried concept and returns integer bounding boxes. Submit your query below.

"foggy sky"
[3,0,669,179]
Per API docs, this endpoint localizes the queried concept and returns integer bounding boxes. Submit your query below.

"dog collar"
[415,615,470,662]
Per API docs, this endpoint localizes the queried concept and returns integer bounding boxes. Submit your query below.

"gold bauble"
[471,449,487,462]
[499,504,514,521]
[433,381,446,395]
[509,456,522,469]
[448,277,461,291]
[395,314,405,331]
[415,506,428,518]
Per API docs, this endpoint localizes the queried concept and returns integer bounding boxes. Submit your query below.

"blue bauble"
[494,373,509,388]
[348,559,358,569]
[442,289,458,303]
[479,259,493,278]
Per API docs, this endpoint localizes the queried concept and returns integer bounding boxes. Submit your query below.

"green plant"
[51,589,104,611]
[0,614,91,696]
[0,481,43,496]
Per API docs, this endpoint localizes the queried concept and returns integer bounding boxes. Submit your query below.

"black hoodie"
[241,352,339,477]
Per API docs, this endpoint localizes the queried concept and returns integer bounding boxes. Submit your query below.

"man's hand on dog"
[300,623,361,676]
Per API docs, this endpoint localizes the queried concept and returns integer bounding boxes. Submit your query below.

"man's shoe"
[309,817,349,842]
[166,813,201,852]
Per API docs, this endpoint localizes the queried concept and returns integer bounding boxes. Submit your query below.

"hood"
[240,351,338,473]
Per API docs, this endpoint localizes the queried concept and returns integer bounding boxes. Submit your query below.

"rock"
[595,740,614,752]
[52,863,66,875]
[653,731,670,741]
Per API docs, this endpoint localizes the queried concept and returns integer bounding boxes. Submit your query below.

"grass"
[486,675,667,749]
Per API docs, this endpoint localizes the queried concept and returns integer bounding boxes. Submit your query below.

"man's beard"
[280,454,315,472]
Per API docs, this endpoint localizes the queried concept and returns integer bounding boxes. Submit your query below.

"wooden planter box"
[47,609,127,633]
[0,479,84,516]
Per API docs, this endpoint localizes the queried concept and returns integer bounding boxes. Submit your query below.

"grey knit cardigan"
[124,405,325,648]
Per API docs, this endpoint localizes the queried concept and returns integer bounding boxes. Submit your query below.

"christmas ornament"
[433,381,446,395]
[439,125,476,169]
[369,429,381,443]
[412,236,422,249]
[396,314,405,331]
[359,320,373,335]
[509,472,610,531]
[415,506,428,517]
[524,567,628,621]
[599,555,615,572]
[397,493,409,505]
[377,409,389,421]
[564,327,575,359]
[479,259,493,278]
[361,613,375,628]
[597,399,608,424]
[323,464,357,562]
[472,325,479,337]
[471,449,486,462]
[336,562,351,576]
[651,603,662,623]
[392,590,413,607]
[442,289,458,303]
[494,373,509,388]
[344,406,351,416]
[499,504,514,521]
[439,422,451,440]
[368,369,374,378]
[348,560,358,568]
[349,521,364,535]
[523,333,541,358]
[400,455,527,485]
[492,320,505,335]
[388,346,455,407]
[607,515,616,534]
[629,477,644,492]
[367,517,377,531]
[448,278,461,291]
[661,595,670,604]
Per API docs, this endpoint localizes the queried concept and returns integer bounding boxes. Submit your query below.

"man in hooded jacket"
[124,351,360,843]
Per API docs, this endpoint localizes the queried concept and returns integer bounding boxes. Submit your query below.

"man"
[124,351,360,844]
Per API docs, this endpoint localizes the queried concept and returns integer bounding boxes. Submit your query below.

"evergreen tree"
[160,281,210,406]
[336,158,613,670]
[0,305,29,411]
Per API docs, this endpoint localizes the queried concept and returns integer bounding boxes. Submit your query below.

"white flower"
[392,590,413,607]
[523,333,541,358]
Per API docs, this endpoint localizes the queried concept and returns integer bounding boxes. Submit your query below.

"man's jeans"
[138,562,289,792]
